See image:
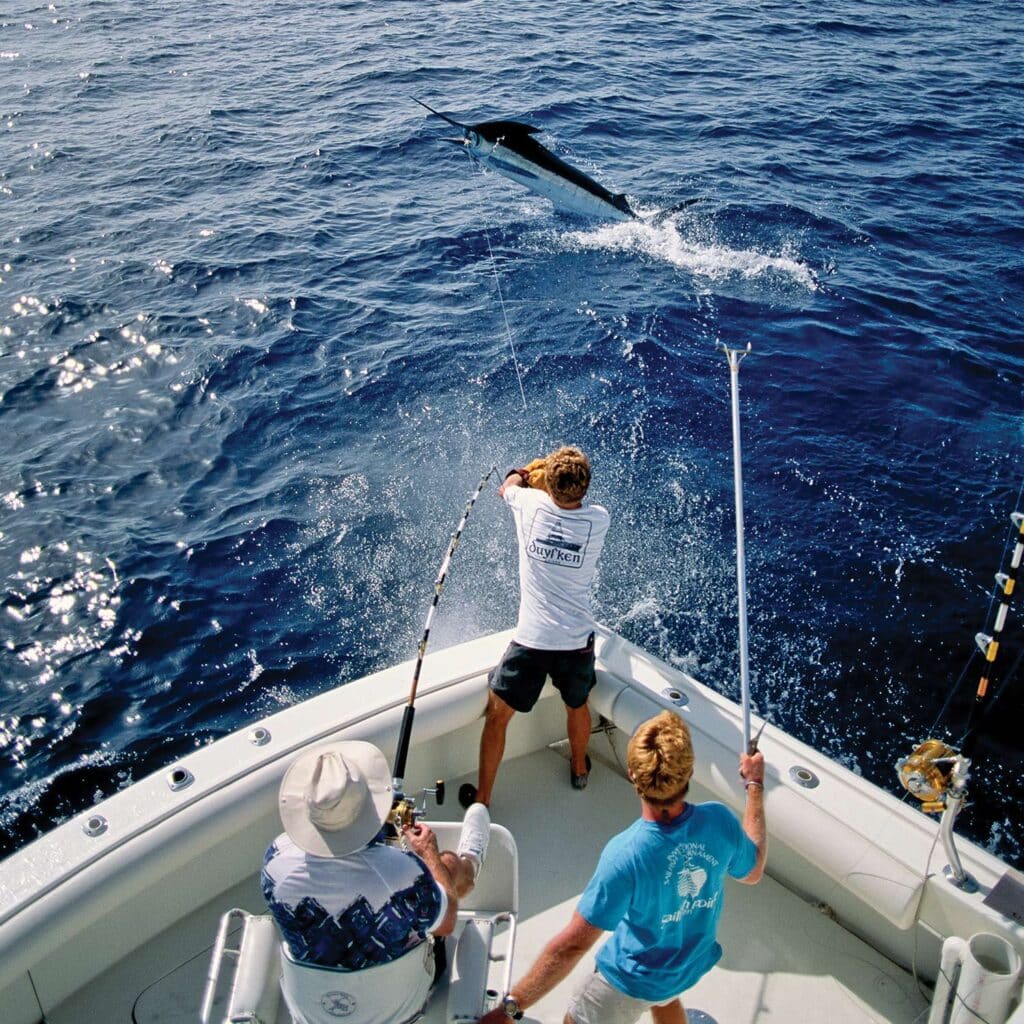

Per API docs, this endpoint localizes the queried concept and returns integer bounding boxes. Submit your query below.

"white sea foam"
[559,218,819,291]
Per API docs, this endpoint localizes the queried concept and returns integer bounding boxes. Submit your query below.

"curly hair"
[544,446,591,505]
[627,711,694,807]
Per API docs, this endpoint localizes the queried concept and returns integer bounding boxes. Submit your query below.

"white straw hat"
[278,741,393,857]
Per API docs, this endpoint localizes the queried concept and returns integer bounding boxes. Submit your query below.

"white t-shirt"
[503,485,609,650]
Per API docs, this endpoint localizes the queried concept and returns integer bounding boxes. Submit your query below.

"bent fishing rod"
[390,465,499,823]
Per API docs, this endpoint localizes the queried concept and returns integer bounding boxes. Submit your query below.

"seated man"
[262,740,490,1024]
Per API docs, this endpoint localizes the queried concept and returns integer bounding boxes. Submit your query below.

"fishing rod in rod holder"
[896,740,975,892]
[387,465,499,838]
[896,507,1024,891]
[719,342,755,755]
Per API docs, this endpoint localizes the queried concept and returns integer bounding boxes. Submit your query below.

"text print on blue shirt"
[661,844,722,923]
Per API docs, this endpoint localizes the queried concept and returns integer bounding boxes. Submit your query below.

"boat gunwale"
[0,630,514,929]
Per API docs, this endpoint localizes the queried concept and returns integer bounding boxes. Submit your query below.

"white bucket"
[928,932,1021,1024]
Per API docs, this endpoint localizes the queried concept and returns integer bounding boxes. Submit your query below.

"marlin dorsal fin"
[473,119,543,141]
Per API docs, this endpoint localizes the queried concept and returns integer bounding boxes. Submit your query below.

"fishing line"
[131,935,221,1023]
[462,148,528,411]
[482,225,528,411]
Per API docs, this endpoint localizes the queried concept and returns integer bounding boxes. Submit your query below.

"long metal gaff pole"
[392,465,498,797]
[720,343,753,753]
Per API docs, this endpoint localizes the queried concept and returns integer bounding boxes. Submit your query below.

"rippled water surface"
[1,0,1022,865]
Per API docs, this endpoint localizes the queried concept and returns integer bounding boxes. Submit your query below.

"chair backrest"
[205,824,518,1024]
[427,822,518,916]
[280,940,435,1024]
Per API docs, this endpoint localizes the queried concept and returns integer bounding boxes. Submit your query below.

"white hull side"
[0,627,1021,1022]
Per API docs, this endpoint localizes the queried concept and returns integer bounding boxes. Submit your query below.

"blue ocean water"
[1,1,1022,866]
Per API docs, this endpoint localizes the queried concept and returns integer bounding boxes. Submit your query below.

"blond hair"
[627,711,694,807]
[545,446,591,505]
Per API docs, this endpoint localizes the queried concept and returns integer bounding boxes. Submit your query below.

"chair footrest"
[448,917,497,1022]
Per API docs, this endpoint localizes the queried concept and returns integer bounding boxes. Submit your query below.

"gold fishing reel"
[385,797,418,840]
[383,780,446,845]
[896,739,959,813]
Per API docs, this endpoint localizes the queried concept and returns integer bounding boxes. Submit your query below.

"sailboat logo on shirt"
[526,508,592,568]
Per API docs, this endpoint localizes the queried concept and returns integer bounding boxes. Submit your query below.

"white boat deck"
[471,743,928,1024]
[52,738,929,1024]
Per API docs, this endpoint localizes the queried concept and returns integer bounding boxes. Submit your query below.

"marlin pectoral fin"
[413,98,468,131]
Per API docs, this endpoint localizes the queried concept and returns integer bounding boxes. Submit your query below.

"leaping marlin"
[415,99,642,222]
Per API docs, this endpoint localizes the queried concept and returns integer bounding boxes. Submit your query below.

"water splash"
[557,216,819,290]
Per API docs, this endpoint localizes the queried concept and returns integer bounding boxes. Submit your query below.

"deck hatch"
[983,867,1024,925]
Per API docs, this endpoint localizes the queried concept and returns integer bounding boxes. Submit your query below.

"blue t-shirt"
[577,802,757,1003]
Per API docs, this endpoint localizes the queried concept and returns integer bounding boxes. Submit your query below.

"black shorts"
[488,635,596,713]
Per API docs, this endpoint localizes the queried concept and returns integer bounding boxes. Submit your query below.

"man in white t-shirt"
[463,446,610,808]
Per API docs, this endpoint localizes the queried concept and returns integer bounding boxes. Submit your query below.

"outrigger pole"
[392,465,499,801]
[719,342,754,754]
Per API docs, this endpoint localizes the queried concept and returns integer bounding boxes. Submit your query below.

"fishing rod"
[896,491,1024,890]
[961,507,1024,758]
[719,342,755,754]
[389,465,499,828]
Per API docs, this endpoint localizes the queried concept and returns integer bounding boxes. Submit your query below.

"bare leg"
[439,850,476,900]
[566,701,592,777]
[651,999,688,1024]
[476,692,516,806]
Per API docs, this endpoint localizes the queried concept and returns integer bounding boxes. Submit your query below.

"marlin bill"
[416,99,656,222]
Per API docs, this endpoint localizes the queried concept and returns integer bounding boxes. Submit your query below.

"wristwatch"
[501,994,524,1020]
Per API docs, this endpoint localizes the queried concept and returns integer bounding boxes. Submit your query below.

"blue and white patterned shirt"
[262,833,447,969]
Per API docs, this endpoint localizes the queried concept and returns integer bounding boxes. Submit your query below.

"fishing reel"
[383,780,446,845]
[895,739,965,813]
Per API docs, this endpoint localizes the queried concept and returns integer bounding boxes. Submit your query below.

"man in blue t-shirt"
[480,711,767,1024]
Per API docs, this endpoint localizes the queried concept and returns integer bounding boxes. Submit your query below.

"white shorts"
[567,970,678,1024]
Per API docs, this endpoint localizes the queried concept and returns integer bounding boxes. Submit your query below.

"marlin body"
[416,100,638,222]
